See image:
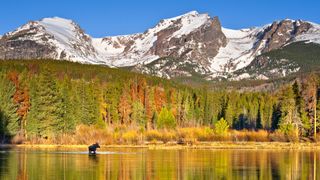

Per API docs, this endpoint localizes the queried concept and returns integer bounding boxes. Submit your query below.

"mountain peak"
[38,16,82,43]
[163,10,208,22]
[174,10,200,18]
[0,16,102,64]
[154,11,211,39]
[40,16,74,24]
[184,10,199,15]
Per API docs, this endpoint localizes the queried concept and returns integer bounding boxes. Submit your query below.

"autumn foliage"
[0,60,319,144]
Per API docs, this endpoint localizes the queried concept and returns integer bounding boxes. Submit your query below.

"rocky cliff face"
[94,11,227,68]
[255,19,312,53]
[0,17,103,64]
[0,11,319,81]
[0,21,57,59]
[149,15,227,66]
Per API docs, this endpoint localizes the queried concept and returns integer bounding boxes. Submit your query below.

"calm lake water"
[0,147,319,180]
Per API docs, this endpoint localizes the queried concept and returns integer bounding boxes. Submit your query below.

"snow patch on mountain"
[209,27,261,73]
[39,17,76,46]
[294,22,320,44]
[37,17,104,64]
[92,34,160,67]
[170,12,210,38]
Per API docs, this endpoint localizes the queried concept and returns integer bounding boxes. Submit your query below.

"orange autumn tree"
[154,85,166,113]
[118,87,132,125]
[7,71,30,136]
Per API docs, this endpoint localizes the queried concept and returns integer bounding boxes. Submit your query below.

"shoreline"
[1,142,320,150]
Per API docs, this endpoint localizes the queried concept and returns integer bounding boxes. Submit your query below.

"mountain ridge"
[0,11,319,81]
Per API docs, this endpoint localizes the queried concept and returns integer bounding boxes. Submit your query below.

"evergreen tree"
[225,95,236,128]
[0,74,19,136]
[56,77,76,133]
[271,104,281,130]
[218,94,228,120]
[214,118,229,136]
[104,83,121,125]
[0,110,5,140]
[278,86,301,134]
[203,87,211,125]
[256,105,263,129]
[157,107,176,129]
[175,90,183,126]
[26,70,64,138]
[78,81,101,126]
[183,94,195,126]
[192,92,203,125]
[262,95,276,130]
[292,81,310,135]
[151,111,158,129]
[131,101,146,127]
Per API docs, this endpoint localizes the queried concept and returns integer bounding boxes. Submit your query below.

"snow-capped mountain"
[0,17,104,64]
[0,11,320,81]
[209,19,319,78]
[93,11,226,68]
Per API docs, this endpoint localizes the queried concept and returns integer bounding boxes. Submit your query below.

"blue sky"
[1,0,319,37]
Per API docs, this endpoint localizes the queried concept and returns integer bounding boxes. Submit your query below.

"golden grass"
[121,131,139,144]
[74,125,115,145]
[15,125,320,145]
[145,130,162,141]
[230,130,269,142]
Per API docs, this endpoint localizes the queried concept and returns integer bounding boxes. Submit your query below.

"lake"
[0,147,319,179]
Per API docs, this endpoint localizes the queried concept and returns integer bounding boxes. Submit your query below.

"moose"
[88,142,100,155]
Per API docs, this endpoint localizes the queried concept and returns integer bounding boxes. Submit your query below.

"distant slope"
[233,42,320,80]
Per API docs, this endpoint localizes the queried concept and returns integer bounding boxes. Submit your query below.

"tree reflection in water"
[0,148,318,179]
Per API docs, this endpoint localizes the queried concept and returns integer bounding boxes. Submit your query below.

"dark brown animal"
[88,143,100,154]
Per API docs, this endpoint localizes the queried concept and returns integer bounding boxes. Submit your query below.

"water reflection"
[0,148,319,179]
[0,151,9,179]
[88,154,99,163]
